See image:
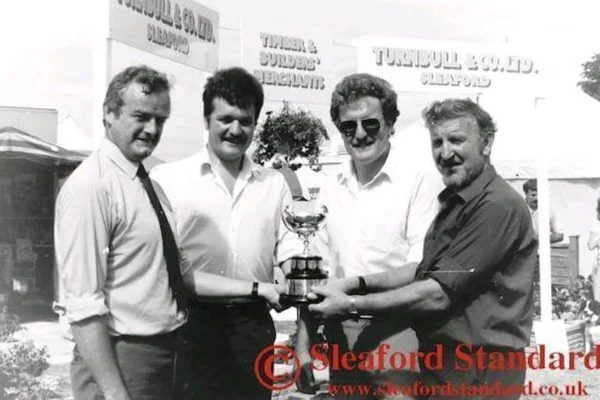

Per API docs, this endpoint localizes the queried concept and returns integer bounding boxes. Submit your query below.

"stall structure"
[0,126,86,302]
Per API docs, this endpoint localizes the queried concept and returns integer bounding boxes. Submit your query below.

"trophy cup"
[281,205,328,304]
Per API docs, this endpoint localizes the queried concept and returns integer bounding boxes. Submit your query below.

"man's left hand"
[307,286,352,319]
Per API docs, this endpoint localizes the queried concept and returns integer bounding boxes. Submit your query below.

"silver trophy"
[281,205,328,304]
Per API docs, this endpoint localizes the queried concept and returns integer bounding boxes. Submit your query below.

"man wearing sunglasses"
[294,73,443,396]
[308,98,537,400]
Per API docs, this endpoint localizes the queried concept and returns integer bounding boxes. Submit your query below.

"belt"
[111,327,182,343]
[188,297,265,308]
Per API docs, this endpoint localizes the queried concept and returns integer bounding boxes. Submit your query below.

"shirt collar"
[438,163,497,204]
[99,138,139,180]
[198,144,262,178]
[336,143,396,186]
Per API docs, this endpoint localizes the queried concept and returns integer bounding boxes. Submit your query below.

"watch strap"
[357,276,367,295]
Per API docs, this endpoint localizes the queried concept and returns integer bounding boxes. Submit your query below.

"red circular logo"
[253,344,301,391]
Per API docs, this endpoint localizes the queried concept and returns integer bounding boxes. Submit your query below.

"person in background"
[587,197,600,301]
[308,98,537,400]
[151,67,293,400]
[523,178,564,244]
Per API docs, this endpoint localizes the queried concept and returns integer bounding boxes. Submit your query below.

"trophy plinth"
[281,205,328,305]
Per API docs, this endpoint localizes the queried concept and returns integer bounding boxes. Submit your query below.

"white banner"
[243,20,336,105]
[109,0,219,72]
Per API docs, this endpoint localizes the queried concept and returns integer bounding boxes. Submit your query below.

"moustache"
[351,139,374,148]
[438,158,461,168]
[223,136,247,145]
[135,135,159,144]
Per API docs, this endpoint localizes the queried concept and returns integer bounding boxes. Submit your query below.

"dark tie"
[137,164,188,312]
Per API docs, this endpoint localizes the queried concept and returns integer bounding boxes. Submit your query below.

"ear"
[104,109,116,130]
[482,132,494,156]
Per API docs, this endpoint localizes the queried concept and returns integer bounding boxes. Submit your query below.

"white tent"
[57,114,93,152]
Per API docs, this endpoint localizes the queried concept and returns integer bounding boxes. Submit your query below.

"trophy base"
[280,294,321,306]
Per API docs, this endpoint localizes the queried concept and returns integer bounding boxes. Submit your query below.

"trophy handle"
[318,205,328,231]
[282,205,294,232]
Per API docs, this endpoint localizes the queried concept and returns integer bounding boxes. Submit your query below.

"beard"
[438,162,485,191]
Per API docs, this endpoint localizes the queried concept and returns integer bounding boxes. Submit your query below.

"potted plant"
[252,102,328,173]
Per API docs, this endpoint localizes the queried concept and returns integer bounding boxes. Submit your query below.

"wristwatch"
[357,276,367,295]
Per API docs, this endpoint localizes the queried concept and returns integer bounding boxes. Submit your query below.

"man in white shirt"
[55,65,187,400]
[296,73,442,396]
[151,67,292,400]
[523,179,563,244]
[56,65,284,400]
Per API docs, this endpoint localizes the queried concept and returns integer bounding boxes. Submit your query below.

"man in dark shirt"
[308,98,537,399]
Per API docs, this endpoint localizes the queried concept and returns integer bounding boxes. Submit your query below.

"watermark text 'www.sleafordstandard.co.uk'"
[327,380,589,398]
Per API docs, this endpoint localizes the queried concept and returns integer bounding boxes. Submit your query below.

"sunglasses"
[339,118,381,137]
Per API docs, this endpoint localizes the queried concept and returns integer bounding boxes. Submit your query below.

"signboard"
[243,21,335,105]
[357,37,547,162]
[109,0,219,71]
[358,37,544,95]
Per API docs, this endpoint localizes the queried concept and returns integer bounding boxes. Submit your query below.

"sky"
[0,0,599,152]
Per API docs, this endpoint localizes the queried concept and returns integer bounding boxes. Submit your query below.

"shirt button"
[220,270,224,275]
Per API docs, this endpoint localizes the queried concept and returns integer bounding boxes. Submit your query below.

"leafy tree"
[578,53,600,101]
[252,102,328,171]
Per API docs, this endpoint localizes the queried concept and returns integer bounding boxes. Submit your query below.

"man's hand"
[319,276,357,294]
[307,286,352,319]
[258,283,283,311]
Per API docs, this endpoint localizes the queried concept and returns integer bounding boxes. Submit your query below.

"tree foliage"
[252,102,328,171]
[578,52,600,101]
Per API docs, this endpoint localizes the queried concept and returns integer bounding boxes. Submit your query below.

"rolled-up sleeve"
[54,178,111,323]
[428,199,523,300]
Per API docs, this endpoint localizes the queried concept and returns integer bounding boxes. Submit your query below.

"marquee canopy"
[0,126,87,166]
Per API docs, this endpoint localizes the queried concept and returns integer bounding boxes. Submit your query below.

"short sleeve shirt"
[151,149,293,283]
[414,165,537,349]
[314,144,443,278]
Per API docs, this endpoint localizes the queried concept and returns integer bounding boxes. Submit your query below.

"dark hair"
[330,73,399,130]
[523,179,537,193]
[422,98,497,140]
[102,65,171,126]
[203,67,264,120]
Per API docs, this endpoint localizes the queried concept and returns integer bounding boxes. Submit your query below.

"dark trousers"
[325,316,419,399]
[71,329,196,400]
[183,301,276,400]
[417,339,527,400]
